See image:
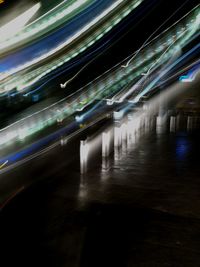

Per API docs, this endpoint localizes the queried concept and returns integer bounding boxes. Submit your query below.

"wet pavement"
[1,122,200,266]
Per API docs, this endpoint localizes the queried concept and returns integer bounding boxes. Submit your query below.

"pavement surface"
[1,121,200,267]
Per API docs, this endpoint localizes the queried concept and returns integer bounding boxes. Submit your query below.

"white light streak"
[3,0,125,79]
[0,3,41,42]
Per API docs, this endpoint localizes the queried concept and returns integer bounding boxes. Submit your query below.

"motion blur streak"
[122,0,196,68]
[0,1,199,176]
[0,160,8,169]
[0,3,41,41]
[0,0,90,51]
[131,43,200,103]
[1,0,126,77]
[179,64,200,82]
[0,0,143,93]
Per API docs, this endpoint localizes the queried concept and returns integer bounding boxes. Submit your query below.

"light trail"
[0,3,41,42]
[1,0,126,79]
[1,65,198,174]
[0,160,8,169]
[139,58,200,92]
[0,4,198,148]
[179,64,200,82]
[130,43,200,103]
[60,60,95,89]
[121,2,199,68]
[2,11,195,97]
[0,44,195,147]
[0,106,110,175]
[0,0,92,51]
[107,11,200,104]
[0,0,143,93]
[60,40,109,88]
[141,46,182,76]
[117,26,192,102]
[0,186,25,210]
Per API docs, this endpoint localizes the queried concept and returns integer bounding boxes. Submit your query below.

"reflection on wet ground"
[1,122,200,266]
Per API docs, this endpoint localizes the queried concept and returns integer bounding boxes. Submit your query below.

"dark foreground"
[1,123,200,267]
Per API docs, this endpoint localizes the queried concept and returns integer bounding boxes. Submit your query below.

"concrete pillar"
[187,116,193,131]
[156,115,167,134]
[127,120,135,147]
[102,131,111,158]
[145,116,150,134]
[102,157,111,172]
[121,123,128,153]
[170,116,176,132]
[121,123,127,142]
[114,126,122,148]
[80,140,89,174]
